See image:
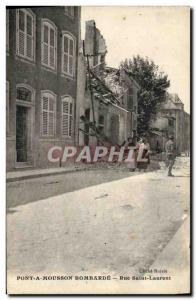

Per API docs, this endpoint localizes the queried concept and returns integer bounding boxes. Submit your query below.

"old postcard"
[6,6,191,294]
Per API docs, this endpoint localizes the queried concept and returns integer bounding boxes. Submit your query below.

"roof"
[161,92,184,111]
[168,93,183,104]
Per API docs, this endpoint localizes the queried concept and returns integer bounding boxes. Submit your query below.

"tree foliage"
[120,55,170,135]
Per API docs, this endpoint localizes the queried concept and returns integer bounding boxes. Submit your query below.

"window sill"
[39,137,57,142]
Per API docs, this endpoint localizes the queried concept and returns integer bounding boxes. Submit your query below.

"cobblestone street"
[7,157,190,294]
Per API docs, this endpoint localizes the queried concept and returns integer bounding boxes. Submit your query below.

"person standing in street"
[165,135,176,177]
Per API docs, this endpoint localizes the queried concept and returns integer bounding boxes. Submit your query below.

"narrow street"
[7,157,190,294]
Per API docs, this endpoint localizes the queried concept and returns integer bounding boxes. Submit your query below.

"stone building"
[149,93,190,154]
[77,20,139,147]
[183,111,190,154]
[6,7,81,170]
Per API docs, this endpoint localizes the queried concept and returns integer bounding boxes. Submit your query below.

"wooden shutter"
[69,101,72,136]
[42,93,56,136]
[63,34,75,76]
[16,9,34,60]
[18,10,25,56]
[62,99,69,136]
[42,22,56,69]
[48,96,54,135]
[63,35,69,74]
[62,97,73,137]
[26,14,33,59]
[42,96,49,135]
[49,27,55,68]
[69,38,74,75]
[42,24,49,65]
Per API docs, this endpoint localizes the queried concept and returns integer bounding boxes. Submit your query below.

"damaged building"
[76,20,139,147]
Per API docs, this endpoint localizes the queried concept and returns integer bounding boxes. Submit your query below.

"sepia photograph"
[6,5,191,295]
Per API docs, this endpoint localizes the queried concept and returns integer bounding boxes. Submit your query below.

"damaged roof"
[88,69,121,106]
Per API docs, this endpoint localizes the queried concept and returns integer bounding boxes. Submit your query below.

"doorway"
[110,114,119,145]
[16,105,29,162]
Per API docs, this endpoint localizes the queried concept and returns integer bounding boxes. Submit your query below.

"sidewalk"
[6,166,86,182]
[150,216,190,294]
[6,159,161,183]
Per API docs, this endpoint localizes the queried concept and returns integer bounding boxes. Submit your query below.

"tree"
[120,55,170,135]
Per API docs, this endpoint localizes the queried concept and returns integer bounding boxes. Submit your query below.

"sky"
[81,6,190,113]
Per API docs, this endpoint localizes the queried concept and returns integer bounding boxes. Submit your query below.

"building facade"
[149,93,190,154]
[6,7,81,170]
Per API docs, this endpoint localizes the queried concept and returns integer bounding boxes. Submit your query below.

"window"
[64,6,74,18]
[62,33,75,77]
[62,96,73,137]
[6,81,9,135]
[127,87,134,110]
[41,20,57,70]
[41,92,56,136]
[168,118,174,127]
[6,10,9,51]
[16,9,35,60]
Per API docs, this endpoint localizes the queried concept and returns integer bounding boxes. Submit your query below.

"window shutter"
[19,31,25,56]
[62,34,75,76]
[16,9,35,60]
[62,100,69,136]
[26,14,33,59]
[69,56,73,75]
[49,96,54,135]
[43,43,49,65]
[18,9,25,56]
[41,93,56,136]
[49,111,54,135]
[49,46,55,68]
[69,114,72,136]
[26,35,33,58]
[42,22,56,69]
[42,96,49,135]
[42,24,49,65]
[62,98,73,137]
[63,36,69,73]
[69,102,73,136]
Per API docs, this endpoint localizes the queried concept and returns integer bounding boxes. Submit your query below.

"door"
[16,105,28,162]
